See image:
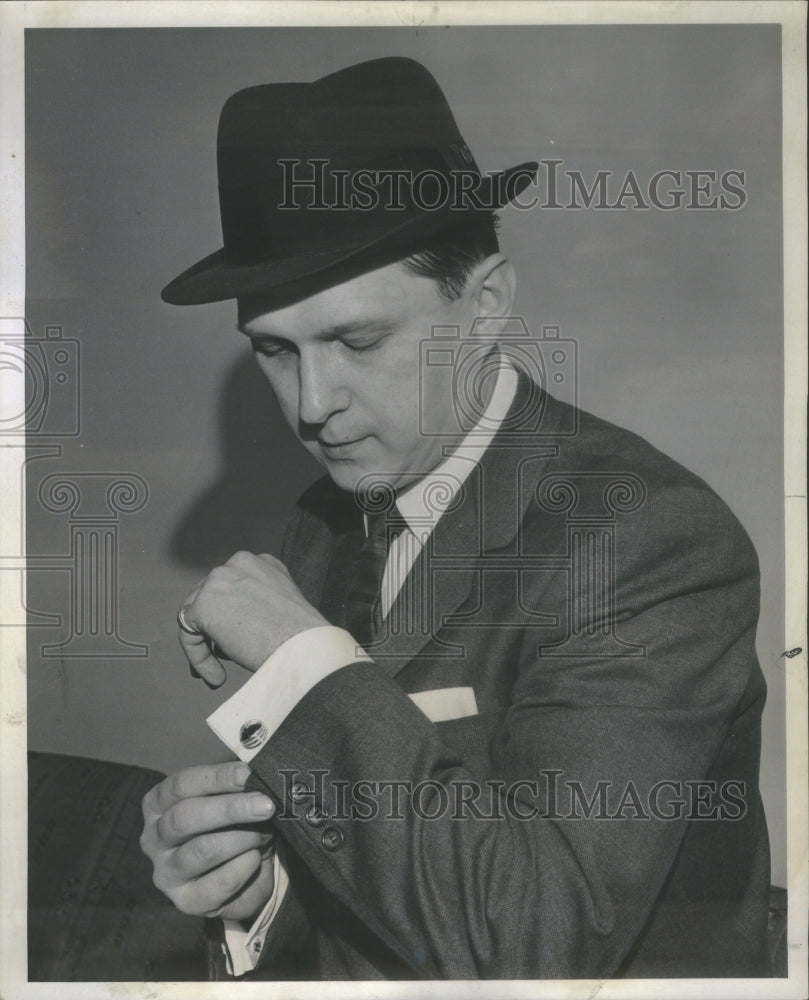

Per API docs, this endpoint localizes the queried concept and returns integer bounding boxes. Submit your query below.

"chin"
[324,461,403,497]
[323,464,362,494]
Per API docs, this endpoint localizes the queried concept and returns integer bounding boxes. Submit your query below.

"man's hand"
[179,551,328,687]
[140,761,277,923]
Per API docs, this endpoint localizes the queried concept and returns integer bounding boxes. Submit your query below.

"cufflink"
[239,720,268,749]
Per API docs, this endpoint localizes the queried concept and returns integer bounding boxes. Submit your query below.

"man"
[139,57,770,979]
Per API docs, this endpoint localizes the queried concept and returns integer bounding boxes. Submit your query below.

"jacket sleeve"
[244,484,764,979]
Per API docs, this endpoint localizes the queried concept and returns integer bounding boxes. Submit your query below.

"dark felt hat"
[161,57,537,306]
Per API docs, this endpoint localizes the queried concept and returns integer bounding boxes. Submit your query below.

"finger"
[256,552,282,565]
[216,855,277,922]
[171,828,274,881]
[257,552,287,574]
[177,583,204,632]
[178,628,227,688]
[179,587,231,658]
[147,762,253,816]
[157,791,275,847]
[227,549,257,568]
[174,848,263,917]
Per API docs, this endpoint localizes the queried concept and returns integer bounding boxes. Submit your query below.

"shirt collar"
[394,356,519,532]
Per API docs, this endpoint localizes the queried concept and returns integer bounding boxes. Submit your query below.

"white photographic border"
[1,2,805,998]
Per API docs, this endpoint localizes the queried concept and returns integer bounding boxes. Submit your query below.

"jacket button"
[305,806,327,827]
[289,781,311,802]
[321,827,343,851]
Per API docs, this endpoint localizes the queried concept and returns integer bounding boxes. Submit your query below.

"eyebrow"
[238,320,392,343]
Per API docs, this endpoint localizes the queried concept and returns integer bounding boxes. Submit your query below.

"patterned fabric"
[344,510,404,647]
[243,376,774,979]
[28,752,208,981]
[767,885,788,977]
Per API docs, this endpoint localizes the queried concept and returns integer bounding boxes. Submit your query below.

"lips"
[320,437,361,447]
[319,435,368,455]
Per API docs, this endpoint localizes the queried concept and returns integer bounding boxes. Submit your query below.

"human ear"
[468,254,517,321]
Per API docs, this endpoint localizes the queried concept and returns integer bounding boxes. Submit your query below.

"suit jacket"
[234,375,770,980]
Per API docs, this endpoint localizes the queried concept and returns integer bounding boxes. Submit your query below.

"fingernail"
[248,793,275,818]
[234,763,251,785]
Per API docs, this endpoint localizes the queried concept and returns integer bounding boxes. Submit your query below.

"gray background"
[24,26,785,882]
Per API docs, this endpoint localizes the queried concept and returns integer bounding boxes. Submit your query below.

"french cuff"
[206,625,371,761]
[221,843,290,977]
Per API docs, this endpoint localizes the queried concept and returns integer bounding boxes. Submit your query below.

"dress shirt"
[208,356,518,974]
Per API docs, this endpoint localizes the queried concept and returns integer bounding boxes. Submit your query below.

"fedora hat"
[161,57,537,306]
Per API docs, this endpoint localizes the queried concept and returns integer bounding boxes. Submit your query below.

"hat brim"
[161,162,538,306]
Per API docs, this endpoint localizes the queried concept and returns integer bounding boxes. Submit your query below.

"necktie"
[344,509,404,648]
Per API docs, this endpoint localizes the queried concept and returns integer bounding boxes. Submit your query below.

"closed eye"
[340,331,390,353]
[251,337,295,359]
[248,322,394,358]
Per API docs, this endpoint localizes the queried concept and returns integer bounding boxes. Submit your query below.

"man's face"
[243,261,478,494]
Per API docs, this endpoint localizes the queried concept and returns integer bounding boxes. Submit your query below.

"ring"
[177,606,203,636]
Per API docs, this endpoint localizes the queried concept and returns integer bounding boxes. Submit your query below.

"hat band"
[218,144,501,266]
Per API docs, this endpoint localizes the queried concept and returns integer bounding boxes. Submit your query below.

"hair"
[401,212,501,300]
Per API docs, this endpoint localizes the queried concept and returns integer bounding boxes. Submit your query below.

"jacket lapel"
[366,372,565,678]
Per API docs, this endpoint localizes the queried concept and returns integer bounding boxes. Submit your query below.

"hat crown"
[217,57,463,190]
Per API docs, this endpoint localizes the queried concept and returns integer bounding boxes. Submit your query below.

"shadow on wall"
[169,355,321,570]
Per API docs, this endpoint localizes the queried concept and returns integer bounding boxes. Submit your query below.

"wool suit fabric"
[220,373,770,980]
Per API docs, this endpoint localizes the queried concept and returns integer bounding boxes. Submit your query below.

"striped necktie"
[344,508,405,648]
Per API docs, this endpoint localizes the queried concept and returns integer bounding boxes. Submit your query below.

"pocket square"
[408,686,479,723]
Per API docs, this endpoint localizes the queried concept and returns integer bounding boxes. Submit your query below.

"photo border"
[1,2,805,998]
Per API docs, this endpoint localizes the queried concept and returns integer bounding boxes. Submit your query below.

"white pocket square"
[408,686,478,723]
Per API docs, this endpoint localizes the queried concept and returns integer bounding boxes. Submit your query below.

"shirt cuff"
[221,842,290,977]
[206,625,371,761]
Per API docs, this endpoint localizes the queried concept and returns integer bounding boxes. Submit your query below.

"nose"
[298,349,350,427]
